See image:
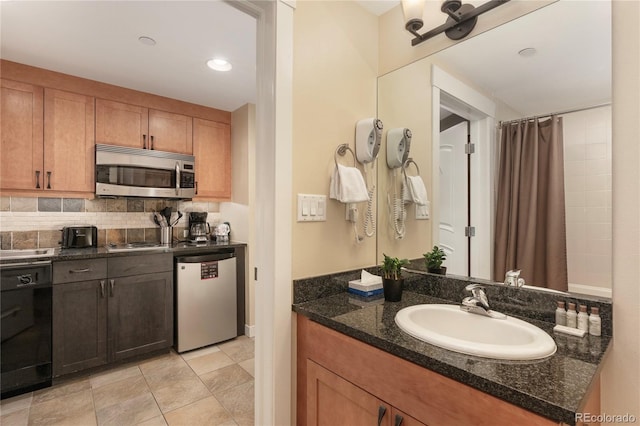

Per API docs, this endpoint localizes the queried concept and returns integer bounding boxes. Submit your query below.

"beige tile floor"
[0,336,255,426]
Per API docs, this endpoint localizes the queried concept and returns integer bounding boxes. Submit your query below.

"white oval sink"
[395,304,556,360]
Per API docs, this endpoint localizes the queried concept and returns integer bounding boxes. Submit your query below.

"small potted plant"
[424,245,447,275]
[380,254,409,302]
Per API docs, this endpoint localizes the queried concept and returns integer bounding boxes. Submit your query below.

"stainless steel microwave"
[95,144,195,199]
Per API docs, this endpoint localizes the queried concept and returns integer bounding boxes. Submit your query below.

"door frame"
[431,65,496,280]
[227,1,294,425]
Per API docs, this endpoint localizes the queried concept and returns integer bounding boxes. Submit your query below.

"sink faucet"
[461,284,506,319]
[504,270,525,287]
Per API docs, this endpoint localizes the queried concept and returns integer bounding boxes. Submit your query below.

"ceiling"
[0,1,257,112]
[432,0,611,116]
[1,1,610,117]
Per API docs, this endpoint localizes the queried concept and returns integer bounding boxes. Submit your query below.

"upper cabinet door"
[0,79,44,191]
[148,109,193,154]
[44,88,95,193]
[193,118,231,200]
[95,99,149,149]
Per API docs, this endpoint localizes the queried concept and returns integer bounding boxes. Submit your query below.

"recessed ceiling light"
[207,58,232,72]
[518,47,537,57]
[138,36,156,46]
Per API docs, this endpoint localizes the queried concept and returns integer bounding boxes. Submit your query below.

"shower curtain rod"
[499,102,612,126]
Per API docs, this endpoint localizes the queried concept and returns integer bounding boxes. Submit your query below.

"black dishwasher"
[1,261,52,399]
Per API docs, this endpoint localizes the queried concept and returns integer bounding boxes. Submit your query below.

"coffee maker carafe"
[188,212,210,243]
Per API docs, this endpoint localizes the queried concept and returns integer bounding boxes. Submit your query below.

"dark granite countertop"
[293,266,612,425]
[0,241,246,264]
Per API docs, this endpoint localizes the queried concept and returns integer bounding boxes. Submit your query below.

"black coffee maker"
[188,212,210,243]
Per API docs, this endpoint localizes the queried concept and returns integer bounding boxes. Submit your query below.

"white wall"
[601,0,640,419]
[291,1,379,279]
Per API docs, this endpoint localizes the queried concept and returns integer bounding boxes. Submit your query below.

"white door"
[439,120,468,275]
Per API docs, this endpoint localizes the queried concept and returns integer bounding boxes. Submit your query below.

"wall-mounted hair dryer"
[355,118,383,164]
[386,128,412,169]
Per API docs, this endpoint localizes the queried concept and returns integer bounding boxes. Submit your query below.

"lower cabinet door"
[391,408,427,426]
[307,359,392,426]
[53,280,108,376]
[108,271,173,361]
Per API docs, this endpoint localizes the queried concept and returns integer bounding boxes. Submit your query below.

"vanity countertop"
[292,269,612,425]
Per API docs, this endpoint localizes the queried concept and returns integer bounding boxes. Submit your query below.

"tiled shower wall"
[563,105,612,291]
[0,196,220,249]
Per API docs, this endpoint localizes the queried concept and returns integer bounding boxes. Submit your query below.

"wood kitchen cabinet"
[44,88,95,193]
[297,315,559,426]
[0,81,94,194]
[52,254,173,377]
[193,118,231,200]
[95,99,193,154]
[0,80,44,191]
[53,259,108,376]
[307,360,426,426]
[108,271,173,361]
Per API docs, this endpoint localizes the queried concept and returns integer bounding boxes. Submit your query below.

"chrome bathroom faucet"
[461,284,506,319]
[504,270,525,287]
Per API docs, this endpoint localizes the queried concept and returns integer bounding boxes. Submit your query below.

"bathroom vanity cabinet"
[297,315,600,426]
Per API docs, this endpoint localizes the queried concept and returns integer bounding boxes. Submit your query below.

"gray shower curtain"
[494,116,568,291]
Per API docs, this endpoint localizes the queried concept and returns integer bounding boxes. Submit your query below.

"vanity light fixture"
[206,58,232,72]
[402,0,510,46]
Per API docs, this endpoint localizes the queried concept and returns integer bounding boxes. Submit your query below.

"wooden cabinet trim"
[1,60,231,124]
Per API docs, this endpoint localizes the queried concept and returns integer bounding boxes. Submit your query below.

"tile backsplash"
[0,196,220,249]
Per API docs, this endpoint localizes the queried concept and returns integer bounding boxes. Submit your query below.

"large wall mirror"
[377,0,611,298]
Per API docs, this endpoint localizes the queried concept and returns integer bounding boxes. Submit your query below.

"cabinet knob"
[109,279,115,297]
[143,134,147,149]
[150,135,154,150]
[35,170,41,189]
[377,406,387,426]
[46,171,52,189]
[100,280,106,298]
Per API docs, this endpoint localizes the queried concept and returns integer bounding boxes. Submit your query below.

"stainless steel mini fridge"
[175,251,237,353]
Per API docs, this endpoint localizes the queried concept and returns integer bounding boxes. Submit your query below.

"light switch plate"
[297,194,327,222]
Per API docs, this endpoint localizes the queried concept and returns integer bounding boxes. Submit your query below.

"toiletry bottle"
[577,304,589,332]
[589,307,602,336]
[566,302,577,328]
[555,301,567,326]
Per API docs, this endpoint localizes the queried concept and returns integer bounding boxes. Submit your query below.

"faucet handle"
[465,283,485,292]
[464,284,489,310]
[504,269,522,286]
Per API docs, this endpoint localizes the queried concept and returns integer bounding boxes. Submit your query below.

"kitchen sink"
[0,248,56,260]
[105,242,168,253]
[395,304,557,360]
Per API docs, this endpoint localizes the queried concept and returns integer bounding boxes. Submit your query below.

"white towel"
[329,164,370,203]
[403,175,429,206]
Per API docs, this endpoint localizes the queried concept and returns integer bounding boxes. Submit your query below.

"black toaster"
[61,226,98,249]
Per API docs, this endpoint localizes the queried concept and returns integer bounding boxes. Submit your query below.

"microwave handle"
[175,162,180,196]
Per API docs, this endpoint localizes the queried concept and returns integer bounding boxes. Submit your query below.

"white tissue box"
[348,279,383,292]
[348,279,383,297]
[348,270,383,297]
